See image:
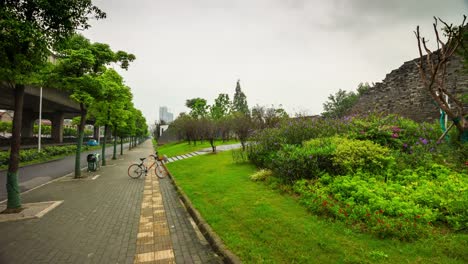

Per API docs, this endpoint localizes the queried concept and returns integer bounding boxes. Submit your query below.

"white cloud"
[84,0,467,122]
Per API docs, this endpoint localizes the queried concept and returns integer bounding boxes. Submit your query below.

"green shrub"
[293,163,467,240]
[249,169,273,181]
[332,138,394,175]
[271,142,337,182]
[0,151,9,166]
[248,128,285,168]
[0,145,78,167]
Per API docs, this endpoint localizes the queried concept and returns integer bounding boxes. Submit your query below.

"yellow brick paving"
[134,161,175,264]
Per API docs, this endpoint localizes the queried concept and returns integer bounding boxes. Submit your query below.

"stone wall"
[351,54,467,122]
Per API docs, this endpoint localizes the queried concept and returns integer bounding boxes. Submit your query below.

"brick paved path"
[0,140,220,264]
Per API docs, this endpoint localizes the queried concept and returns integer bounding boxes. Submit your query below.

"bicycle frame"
[128,152,166,179]
[140,154,160,175]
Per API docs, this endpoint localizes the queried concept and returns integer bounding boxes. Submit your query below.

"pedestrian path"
[0,140,221,264]
[134,164,175,263]
[165,143,242,164]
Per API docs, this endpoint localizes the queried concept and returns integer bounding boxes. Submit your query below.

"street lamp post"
[38,86,42,152]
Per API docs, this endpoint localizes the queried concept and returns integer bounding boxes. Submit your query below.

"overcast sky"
[83,0,467,123]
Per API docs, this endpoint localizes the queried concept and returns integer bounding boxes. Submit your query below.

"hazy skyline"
[83,0,468,123]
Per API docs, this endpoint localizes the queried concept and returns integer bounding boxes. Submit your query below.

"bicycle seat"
[139,158,146,161]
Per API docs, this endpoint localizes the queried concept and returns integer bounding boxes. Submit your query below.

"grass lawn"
[155,139,238,157]
[166,151,468,263]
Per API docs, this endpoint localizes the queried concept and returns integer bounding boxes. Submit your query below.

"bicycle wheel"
[128,164,143,179]
[155,162,166,179]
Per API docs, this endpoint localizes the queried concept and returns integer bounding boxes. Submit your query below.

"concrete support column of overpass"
[51,112,64,143]
[21,110,35,138]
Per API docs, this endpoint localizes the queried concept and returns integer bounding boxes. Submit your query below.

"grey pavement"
[164,143,242,165]
[0,140,220,264]
[197,143,242,153]
[0,143,130,201]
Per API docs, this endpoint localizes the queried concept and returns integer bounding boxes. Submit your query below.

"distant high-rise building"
[159,106,173,123]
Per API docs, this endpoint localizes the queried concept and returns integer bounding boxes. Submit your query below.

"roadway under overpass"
[0,83,81,143]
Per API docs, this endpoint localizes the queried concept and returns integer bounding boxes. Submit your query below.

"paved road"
[0,143,130,201]
[0,139,220,263]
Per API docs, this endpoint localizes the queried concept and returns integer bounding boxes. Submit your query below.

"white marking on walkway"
[91,174,100,180]
[0,167,87,204]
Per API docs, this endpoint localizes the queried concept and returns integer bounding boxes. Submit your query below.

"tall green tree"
[88,69,132,163]
[321,83,370,119]
[186,98,208,119]
[0,0,105,211]
[210,93,231,120]
[49,34,135,177]
[322,89,359,118]
[232,80,249,115]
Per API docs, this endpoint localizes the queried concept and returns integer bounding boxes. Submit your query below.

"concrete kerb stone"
[161,162,241,264]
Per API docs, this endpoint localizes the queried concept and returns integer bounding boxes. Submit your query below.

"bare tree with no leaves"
[414,15,467,142]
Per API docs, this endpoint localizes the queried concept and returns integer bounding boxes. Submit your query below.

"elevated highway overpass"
[0,83,82,143]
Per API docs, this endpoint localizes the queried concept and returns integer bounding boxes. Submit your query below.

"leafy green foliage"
[332,138,394,175]
[249,169,273,181]
[248,113,468,240]
[293,163,467,240]
[0,145,78,167]
[185,98,208,118]
[210,93,231,120]
[1,0,107,206]
[0,121,12,134]
[322,89,359,118]
[232,80,249,115]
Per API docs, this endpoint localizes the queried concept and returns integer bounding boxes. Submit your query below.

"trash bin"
[87,153,100,172]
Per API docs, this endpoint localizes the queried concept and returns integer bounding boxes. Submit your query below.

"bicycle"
[128,152,166,179]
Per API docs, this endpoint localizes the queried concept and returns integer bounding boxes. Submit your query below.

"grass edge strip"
[161,162,242,264]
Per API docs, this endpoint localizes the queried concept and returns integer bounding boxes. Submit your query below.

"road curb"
[161,162,242,264]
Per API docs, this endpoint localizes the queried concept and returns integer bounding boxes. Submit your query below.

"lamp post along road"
[38,87,42,152]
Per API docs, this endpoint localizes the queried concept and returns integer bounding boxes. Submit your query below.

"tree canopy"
[232,80,249,115]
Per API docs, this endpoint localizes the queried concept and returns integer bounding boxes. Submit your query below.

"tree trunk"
[5,84,24,211]
[210,138,216,153]
[74,104,87,178]
[112,127,117,160]
[101,124,108,166]
[120,136,123,155]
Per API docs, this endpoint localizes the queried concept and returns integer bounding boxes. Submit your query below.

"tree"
[231,112,252,151]
[210,93,231,120]
[232,80,249,115]
[414,16,467,142]
[88,69,132,163]
[321,82,371,119]
[0,0,105,212]
[186,98,208,119]
[49,34,135,177]
[201,117,219,152]
[252,105,289,129]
